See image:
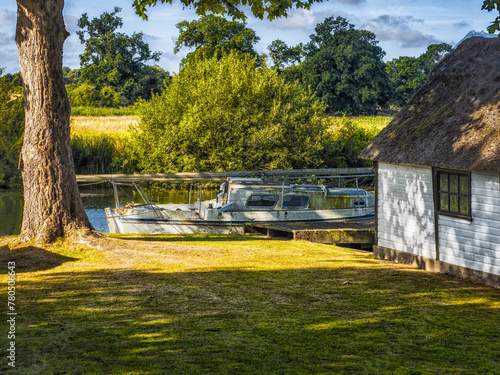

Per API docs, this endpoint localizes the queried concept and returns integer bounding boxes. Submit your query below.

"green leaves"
[77,8,167,105]
[174,15,261,67]
[132,0,321,21]
[288,17,390,115]
[133,53,326,173]
[482,0,500,35]
[0,72,24,189]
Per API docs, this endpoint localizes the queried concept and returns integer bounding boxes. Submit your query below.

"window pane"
[459,175,469,194]
[460,196,469,214]
[440,193,449,211]
[246,194,278,207]
[449,174,459,193]
[283,195,310,209]
[450,195,459,212]
[440,173,448,191]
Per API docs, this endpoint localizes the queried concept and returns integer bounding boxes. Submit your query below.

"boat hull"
[105,207,374,235]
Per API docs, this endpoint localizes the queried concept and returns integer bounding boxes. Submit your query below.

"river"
[0,184,217,235]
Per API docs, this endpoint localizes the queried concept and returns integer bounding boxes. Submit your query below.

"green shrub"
[0,72,24,189]
[67,82,98,107]
[320,117,379,168]
[131,53,327,173]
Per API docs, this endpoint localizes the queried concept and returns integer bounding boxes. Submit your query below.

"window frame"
[435,169,472,221]
[245,194,279,209]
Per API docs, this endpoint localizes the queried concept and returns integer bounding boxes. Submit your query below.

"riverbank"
[1,235,499,374]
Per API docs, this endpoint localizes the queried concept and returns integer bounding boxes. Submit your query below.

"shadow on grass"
[108,233,272,243]
[0,245,77,273]
[7,265,500,374]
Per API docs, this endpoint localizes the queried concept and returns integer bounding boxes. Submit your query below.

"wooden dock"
[244,219,375,247]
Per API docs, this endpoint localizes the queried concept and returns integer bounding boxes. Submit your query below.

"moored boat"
[105,177,374,234]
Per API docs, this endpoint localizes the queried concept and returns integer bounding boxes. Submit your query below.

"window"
[436,170,471,219]
[246,194,279,208]
[282,194,310,209]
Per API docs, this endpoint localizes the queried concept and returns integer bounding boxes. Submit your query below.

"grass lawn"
[1,235,499,374]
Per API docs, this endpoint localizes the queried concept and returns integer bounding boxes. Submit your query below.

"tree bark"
[16,0,94,243]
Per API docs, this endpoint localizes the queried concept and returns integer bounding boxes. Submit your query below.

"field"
[70,116,138,133]
[1,235,499,374]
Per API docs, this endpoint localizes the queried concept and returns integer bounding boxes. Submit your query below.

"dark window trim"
[434,168,472,221]
[245,194,279,208]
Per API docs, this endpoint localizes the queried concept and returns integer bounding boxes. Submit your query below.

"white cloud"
[363,14,440,48]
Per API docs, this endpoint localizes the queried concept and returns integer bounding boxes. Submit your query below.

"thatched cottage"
[359,37,500,287]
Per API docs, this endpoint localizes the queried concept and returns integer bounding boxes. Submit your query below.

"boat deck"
[244,218,375,247]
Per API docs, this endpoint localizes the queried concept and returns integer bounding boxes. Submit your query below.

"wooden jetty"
[76,167,373,183]
[244,219,375,247]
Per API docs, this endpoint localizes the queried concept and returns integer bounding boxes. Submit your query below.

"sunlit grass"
[328,115,392,133]
[1,235,499,374]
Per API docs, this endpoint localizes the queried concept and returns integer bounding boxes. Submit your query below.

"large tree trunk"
[16,0,94,243]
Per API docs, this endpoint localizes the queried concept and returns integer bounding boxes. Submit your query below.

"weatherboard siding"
[377,163,436,259]
[438,171,500,275]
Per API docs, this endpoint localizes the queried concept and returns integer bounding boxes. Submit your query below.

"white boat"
[105,177,375,234]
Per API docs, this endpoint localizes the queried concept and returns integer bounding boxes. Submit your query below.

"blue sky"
[0,0,496,74]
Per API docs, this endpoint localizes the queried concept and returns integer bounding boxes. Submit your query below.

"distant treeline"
[2,9,451,189]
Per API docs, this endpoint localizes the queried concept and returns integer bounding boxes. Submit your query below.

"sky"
[0,0,496,75]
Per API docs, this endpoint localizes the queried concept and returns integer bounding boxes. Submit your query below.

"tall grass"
[70,106,141,116]
[71,131,130,175]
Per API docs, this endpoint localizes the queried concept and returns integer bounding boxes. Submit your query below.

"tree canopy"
[131,53,326,173]
[386,43,451,107]
[282,16,390,115]
[175,15,261,66]
[76,7,168,104]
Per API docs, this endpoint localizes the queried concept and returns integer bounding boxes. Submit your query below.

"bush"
[320,117,380,168]
[0,73,24,189]
[131,53,327,173]
[67,83,98,107]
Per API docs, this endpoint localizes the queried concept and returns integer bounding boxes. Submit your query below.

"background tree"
[14,0,322,243]
[386,43,451,107]
[285,16,391,115]
[0,69,24,189]
[77,7,167,104]
[267,39,303,71]
[174,15,261,66]
[131,53,326,173]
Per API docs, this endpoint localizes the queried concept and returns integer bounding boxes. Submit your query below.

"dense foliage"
[0,71,24,189]
[74,7,169,106]
[175,15,262,66]
[279,17,391,115]
[386,43,452,106]
[131,53,327,172]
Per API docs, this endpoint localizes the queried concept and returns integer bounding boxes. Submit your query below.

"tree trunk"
[16,0,94,243]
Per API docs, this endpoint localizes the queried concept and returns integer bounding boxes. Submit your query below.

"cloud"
[363,14,440,48]
[0,9,16,28]
[453,20,469,29]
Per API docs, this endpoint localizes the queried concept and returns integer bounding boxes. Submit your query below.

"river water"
[0,184,217,235]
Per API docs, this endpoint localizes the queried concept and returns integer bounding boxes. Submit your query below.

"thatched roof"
[360,37,500,172]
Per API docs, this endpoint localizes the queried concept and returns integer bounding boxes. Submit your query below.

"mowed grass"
[1,235,499,374]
